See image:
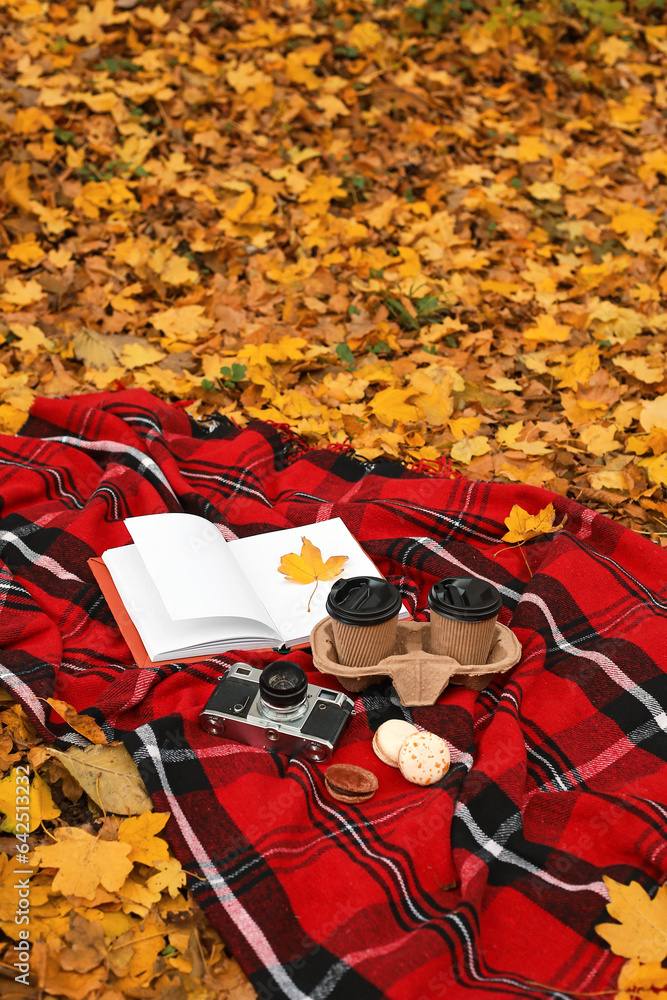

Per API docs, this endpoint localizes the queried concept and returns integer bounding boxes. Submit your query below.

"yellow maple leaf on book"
[278,537,348,612]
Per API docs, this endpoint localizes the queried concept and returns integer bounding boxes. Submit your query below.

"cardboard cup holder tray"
[310,618,522,707]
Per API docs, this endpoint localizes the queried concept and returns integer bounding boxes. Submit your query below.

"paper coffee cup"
[326,576,402,669]
[428,577,502,665]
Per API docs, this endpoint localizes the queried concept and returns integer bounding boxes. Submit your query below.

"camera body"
[200,661,355,762]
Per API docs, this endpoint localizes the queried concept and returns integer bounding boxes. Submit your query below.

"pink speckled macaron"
[398,731,450,787]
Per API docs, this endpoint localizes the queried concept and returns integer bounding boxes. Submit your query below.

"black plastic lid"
[326,576,402,626]
[428,577,501,622]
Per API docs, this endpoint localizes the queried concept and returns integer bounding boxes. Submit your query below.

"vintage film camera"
[199,661,355,762]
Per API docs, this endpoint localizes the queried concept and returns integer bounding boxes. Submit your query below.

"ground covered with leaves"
[1,0,667,996]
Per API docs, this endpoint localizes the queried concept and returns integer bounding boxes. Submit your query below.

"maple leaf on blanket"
[596,876,667,963]
[278,537,348,612]
[596,876,667,997]
[502,503,567,545]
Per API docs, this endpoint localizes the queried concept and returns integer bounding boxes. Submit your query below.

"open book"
[95,514,409,663]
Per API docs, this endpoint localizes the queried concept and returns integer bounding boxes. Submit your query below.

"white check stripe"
[0,530,82,581]
[454,803,608,898]
[45,437,178,501]
[134,725,311,1000]
[522,593,667,731]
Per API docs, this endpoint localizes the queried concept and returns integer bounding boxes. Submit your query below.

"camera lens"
[259,661,308,717]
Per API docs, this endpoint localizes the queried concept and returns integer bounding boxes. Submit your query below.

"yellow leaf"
[108,911,166,986]
[278,536,347,611]
[448,164,494,186]
[347,22,383,52]
[158,254,200,286]
[8,323,49,353]
[313,372,368,404]
[579,423,621,457]
[7,237,44,266]
[496,135,550,164]
[614,354,664,384]
[73,178,139,220]
[3,163,32,211]
[502,503,565,544]
[450,436,491,464]
[13,107,54,134]
[227,62,271,94]
[589,470,630,491]
[150,305,213,342]
[32,202,70,235]
[132,366,192,396]
[117,874,162,916]
[640,394,667,432]
[369,387,419,427]
[134,4,170,27]
[146,858,186,898]
[285,43,329,89]
[638,454,667,487]
[85,365,128,390]
[449,417,481,440]
[118,812,171,867]
[489,377,522,392]
[47,247,73,269]
[299,174,347,214]
[627,428,667,456]
[462,25,497,55]
[497,421,552,456]
[110,283,143,314]
[611,206,658,238]
[1,278,45,308]
[315,94,350,121]
[0,768,60,833]
[66,0,126,42]
[32,826,133,900]
[523,314,571,343]
[527,182,562,201]
[638,149,667,188]
[0,403,28,435]
[618,958,667,992]
[498,462,556,488]
[598,35,631,66]
[596,877,667,963]
[552,345,600,389]
[47,698,109,744]
[224,187,254,223]
[120,342,167,369]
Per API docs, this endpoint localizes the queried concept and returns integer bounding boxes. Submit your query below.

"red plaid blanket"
[2,389,666,999]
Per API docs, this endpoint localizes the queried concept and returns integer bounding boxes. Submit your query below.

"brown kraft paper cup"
[430,612,498,664]
[428,577,502,665]
[331,615,399,669]
[326,576,403,670]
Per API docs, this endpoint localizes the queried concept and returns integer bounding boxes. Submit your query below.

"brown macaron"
[324,764,378,804]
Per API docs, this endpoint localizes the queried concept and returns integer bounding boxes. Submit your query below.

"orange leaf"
[47,698,109,745]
